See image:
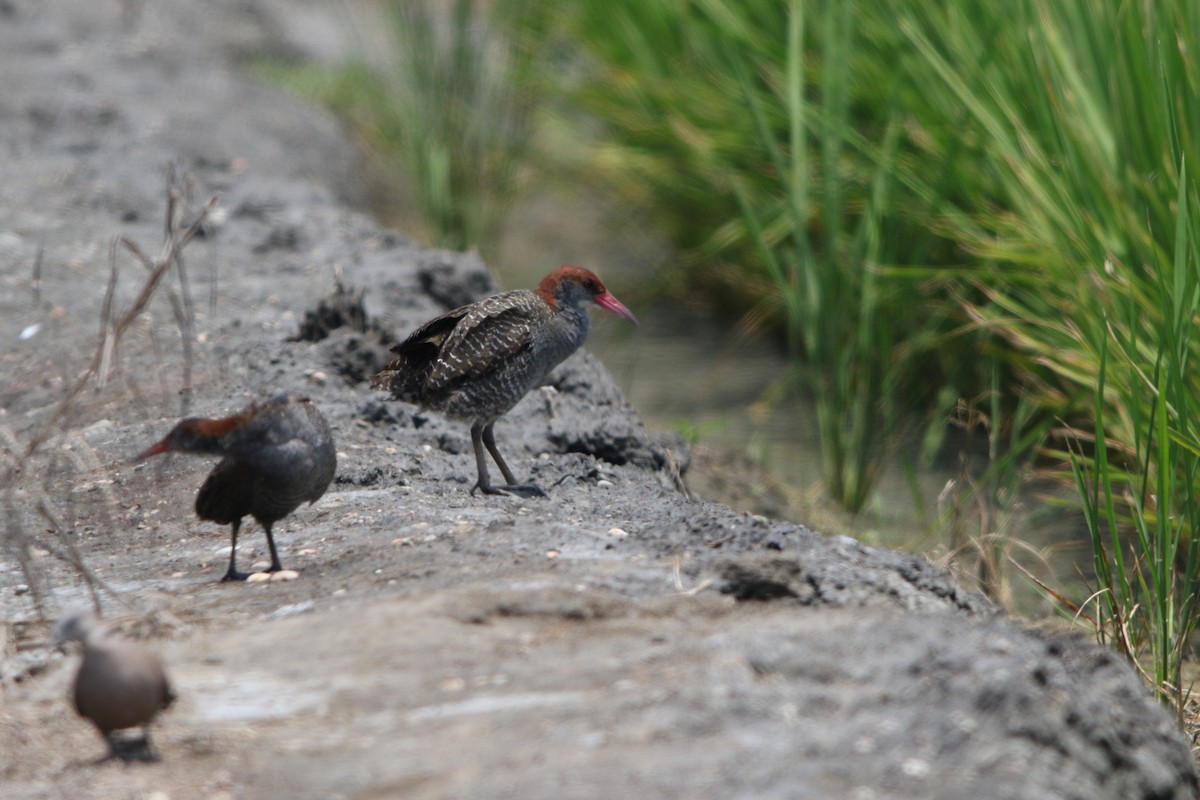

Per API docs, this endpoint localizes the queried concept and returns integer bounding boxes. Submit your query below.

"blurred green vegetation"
[891,1,1200,716]
[258,0,1200,712]
[256,0,540,258]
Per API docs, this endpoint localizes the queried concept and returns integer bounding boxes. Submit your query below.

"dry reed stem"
[0,171,217,619]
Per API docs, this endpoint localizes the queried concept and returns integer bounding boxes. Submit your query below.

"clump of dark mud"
[294,281,396,385]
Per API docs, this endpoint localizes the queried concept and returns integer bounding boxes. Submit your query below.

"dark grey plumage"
[53,609,174,763]
[372,265,637,496]
[136,393,337,581]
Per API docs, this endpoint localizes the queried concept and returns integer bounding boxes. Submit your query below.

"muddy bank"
[0,2,1194,798]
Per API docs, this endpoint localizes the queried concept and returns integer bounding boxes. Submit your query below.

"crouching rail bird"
[53,608,175,763]
[136,393,337,582]
[372,265,637,497]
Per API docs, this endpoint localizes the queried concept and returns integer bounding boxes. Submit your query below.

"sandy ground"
[0,2,1195,798]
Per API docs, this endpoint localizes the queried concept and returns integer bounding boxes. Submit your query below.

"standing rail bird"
[372,265,637,497]
[136,394,337,582]
[53,609,175,763]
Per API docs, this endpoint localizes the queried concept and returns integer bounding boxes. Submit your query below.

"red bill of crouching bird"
[135,393,337,582]
[372,265,637,498]
[53,608,175,763]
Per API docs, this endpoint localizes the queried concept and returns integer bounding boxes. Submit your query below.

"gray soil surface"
[0,2,1196,798]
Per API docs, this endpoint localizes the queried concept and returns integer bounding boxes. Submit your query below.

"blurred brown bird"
[136,393,337,582]
[372,265,637,497]
[53,608,175,763]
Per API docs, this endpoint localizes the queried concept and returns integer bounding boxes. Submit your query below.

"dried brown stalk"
[0,171,217,619]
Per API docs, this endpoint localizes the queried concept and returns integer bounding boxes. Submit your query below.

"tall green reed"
[378,0,537,255]
[723,0,905,511]
[895,0,1200,712]
[541,0,971,512]
[1069,171,1200,716]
